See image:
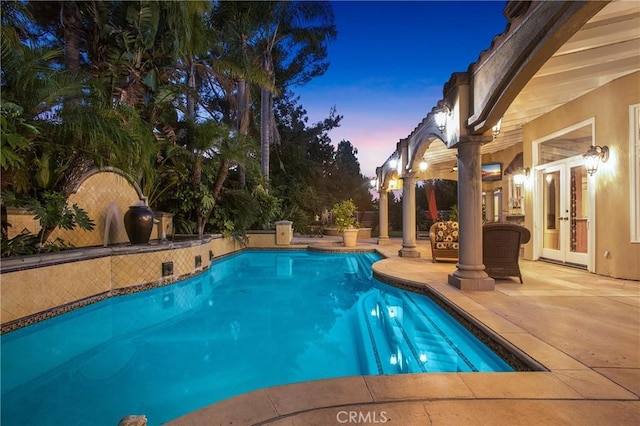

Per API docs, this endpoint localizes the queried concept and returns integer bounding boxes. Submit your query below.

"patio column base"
[398,247,420,258]
[448,267,495,291]
[377,237,391,245]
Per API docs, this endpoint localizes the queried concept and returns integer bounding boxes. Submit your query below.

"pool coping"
[0,235,220,274]
[167,367,638,426]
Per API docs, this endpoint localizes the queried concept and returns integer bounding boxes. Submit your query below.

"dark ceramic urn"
[124,205,154,244]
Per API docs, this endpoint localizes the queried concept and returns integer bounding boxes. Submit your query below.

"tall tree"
[208,1,274,188]
[251,0,336,183]
[332,140,374,212]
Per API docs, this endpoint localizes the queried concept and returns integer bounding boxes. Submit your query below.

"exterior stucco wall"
[481,143,525,221]
[522,71,640,280]
[482,144,523,189]
[246,232,278,248]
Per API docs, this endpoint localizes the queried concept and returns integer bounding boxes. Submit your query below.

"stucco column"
[399,174,420,258]
[377,190,390,245]
[448,141,494,290]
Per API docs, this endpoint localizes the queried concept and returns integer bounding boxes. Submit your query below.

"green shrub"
[331,199,358,232]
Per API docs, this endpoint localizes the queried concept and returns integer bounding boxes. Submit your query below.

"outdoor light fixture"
[389,178,398,190]
[388,158,398,169]
[370,178,377,188]
[583,145,609,176]
[492,118,502,138]
[513,167,530,187]
[419,161,428,171]
[513,173,525,187]
[434,107,449,133]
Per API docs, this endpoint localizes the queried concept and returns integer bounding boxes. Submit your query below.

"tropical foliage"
[0,0,374,255]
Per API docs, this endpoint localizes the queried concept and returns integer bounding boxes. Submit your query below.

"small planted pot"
[124,204,155,244]
[342,227,359,247]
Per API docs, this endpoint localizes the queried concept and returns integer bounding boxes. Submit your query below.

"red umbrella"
[427,184,438,221]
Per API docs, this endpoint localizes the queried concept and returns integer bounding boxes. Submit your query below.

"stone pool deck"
[169,237,640,426]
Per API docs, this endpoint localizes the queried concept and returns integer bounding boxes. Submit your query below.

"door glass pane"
[493,190,501,222]
[543,171,560,250]
[571,166,588,253]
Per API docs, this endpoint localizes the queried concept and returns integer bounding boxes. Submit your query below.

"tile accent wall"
[2,257,112,324]
[4,208,41,239]
[0,228,281,333]
[0,235,246,333]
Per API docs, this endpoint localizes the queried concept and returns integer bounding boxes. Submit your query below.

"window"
[538,122,592,165]
[493,189,502,222]
[631,104,640,242]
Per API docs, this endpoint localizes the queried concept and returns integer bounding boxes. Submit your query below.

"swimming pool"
[1,250,513,425]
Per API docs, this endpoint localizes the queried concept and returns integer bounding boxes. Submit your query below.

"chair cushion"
[434,221,459,242]
[435,241,459,250]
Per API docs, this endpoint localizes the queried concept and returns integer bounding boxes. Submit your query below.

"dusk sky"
[294,0,509,178]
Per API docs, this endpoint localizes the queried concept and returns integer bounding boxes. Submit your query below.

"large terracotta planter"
[124,205,154,244]
[342,228,359,247]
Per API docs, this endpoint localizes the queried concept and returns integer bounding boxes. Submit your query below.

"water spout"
[103,201,122,247]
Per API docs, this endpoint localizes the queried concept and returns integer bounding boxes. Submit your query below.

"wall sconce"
[512,167,529,187]
[369,178,377,188]
[492,118,503,138]
[388,158,398,169]
[434,106,449,133]
[583,145,609,176]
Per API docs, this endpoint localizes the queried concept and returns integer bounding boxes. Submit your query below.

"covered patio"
[374,0,640,289]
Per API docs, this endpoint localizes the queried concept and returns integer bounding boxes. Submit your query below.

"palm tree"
[251,1,336,183]
[208,2,275,188]
[155,118,259,237]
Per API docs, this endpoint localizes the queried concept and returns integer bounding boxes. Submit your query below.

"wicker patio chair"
[482,222,531,283]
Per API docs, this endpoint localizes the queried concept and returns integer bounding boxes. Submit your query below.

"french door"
[539,157,590,266]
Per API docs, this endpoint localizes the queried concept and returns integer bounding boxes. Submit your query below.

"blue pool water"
[1,250,513,425]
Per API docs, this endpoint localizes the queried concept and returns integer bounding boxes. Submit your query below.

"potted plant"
[331,199,359,247]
